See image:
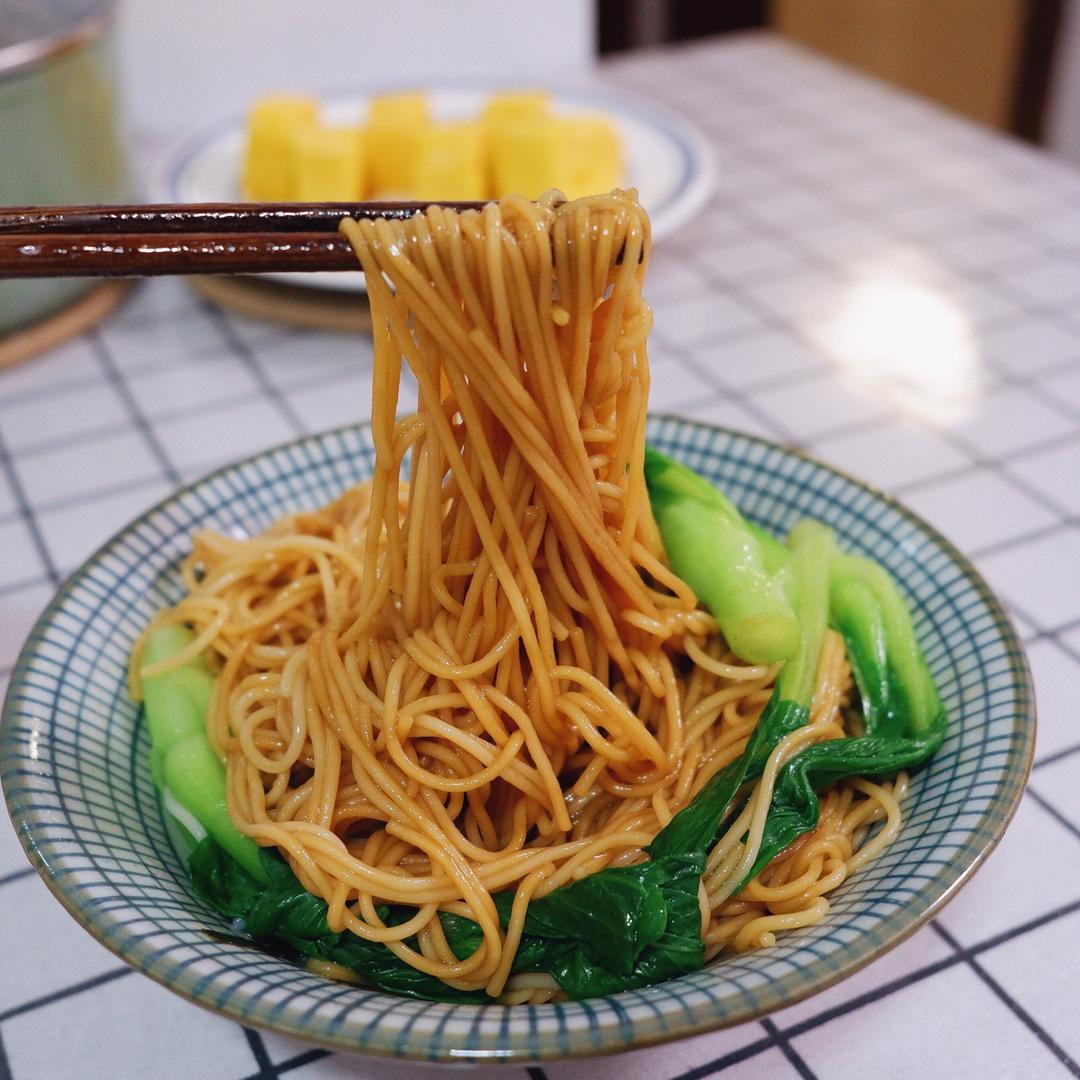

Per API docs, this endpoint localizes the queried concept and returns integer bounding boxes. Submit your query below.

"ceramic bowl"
[0,417,1035,1063]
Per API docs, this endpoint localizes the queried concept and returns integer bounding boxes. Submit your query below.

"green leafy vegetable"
[142,626,267,881]
[734,548,948,888]
[644,446,799,663]
[647,517,834,863]
[829,554,944,738]
[440,910,557,976]
[189,838,489,1003]
[643,455,946,931]
[538,854,705,998]
[509,860,671,976]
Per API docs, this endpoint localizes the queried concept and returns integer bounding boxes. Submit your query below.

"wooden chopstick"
[0,201,488,235]
[0,201,488,278]
[0,233,361,277]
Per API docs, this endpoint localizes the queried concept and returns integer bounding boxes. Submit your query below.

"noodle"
[134,190,905,1000]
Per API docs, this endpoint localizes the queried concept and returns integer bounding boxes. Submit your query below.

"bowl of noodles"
[1,192,1033,1063]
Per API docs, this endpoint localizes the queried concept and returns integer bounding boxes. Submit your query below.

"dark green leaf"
[647,695,809,862]
[440,911,554,975]
[547,854,705,998]
[188,833,267,918]
[187,837,488,1003]
[738,717,946,889]
[516,861,672,975]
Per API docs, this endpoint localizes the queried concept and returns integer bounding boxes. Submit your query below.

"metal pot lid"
[0,0,114,77]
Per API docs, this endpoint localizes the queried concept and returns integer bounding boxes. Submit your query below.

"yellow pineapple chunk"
[489,117,566,199]
[558,114,623,199]
[410,122,486,201]
[489,113,623,200]
[483,91,550,196]
[243,96,318,201]
[366,93,430,195]
[482,89,550,126]
[290,126,366,201]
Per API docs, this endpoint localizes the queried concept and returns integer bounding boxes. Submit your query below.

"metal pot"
[0,0,131,334]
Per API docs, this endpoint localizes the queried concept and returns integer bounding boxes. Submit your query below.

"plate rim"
[157,78,717,291]
[0,416,1036,1063]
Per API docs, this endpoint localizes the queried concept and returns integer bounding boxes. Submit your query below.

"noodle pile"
[137,191,905,1002]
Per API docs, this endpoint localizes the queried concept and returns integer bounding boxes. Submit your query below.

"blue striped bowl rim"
[0,417,1034,1063]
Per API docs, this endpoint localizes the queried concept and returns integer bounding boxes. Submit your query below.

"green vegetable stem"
[646,516,834,864]
[141,625,267,881]
[734,552,946,888]
[643,450,946,896]
[644,446,799,663]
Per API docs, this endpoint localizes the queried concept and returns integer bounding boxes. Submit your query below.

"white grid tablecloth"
[2,32,1079,1080]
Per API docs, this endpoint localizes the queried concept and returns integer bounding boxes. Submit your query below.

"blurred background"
[115,0,1080,160]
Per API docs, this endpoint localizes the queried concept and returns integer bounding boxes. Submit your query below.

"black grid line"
[679,110,1080,334]
[778,953,963,1041]
[761,893,1080,1044]
[669,305,1071,532]
[1,421,136,465]
[14,471,168,523]
[1005,606,1080,658]
[1026,787,1080,845]
[108,301,203,336]
[1042,610,1080,638]
[0,371,105,413]
[0,869,35,889]
[760,1019,816,1080]
[10,403,216,463]
[2,338,241,409]
[0,968,133,1024]
[656,196,1080,654]
[932,922,1080,1078]
[711,103,1080,409]
[1034,740,1080,770]
[201,304,308,437]
[922,430,1080,526]
[690,350,830,400]
[668,1035,775,1080]
[965,521,1078,563]
[649,335,797,445]
[241,1027,277,1080]
[887,426,1080,496]
[0,347,377,480]
[89,331,182,488]
[261,1048,331,1077]
[993,365,1080,430]
[0,574,51,601]
[695,251,1079,508]
[967,895,1080,957]
[3,870,1066,1080]
[0,426,59,586]
[0,1028,13,1080]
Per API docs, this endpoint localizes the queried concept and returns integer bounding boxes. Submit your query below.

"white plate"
[158,84,715,292]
